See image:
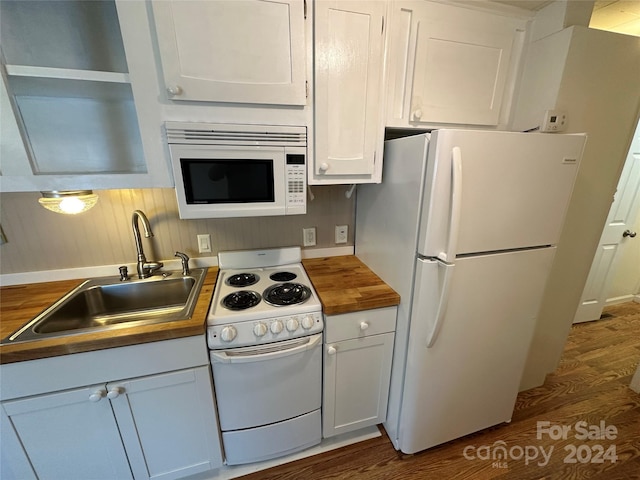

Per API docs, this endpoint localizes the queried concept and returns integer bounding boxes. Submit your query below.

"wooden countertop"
[0,255,399,364]
[0,269,218,364]
[303,256,400,316]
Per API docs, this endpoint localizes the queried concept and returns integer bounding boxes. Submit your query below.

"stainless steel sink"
[2,268,208,343]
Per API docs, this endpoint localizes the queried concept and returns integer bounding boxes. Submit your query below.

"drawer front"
[324,306,397,343]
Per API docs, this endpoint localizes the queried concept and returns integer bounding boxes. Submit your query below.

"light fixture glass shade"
[38,190,99,215]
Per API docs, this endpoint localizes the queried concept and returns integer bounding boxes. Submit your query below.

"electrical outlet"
[303,227,316,247]
[197,234,212,253]
[335,225,348,244]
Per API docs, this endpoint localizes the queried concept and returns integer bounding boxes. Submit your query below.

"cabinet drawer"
[324,306,397,343]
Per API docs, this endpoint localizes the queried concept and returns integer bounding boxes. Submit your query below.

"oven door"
[169,144,286,219]
[210,333,322,431]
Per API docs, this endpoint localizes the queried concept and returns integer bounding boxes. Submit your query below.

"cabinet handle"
[107,387,124,400]
[360,321,369,331]
[319,162,330,173]
[413,109,423,120]
[327,345,337,355]
[89,389,106,402]
[167,85,183,96]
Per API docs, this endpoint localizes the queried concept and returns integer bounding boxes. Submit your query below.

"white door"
[574,126,640,323]
[152,0,306,105]
[2,385,133,480]
[399,247,555,454]
[108,367,223,480]
[418,130,586,259]
[314,0,385,178]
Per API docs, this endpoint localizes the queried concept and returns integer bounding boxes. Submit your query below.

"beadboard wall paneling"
[0,186,355,275]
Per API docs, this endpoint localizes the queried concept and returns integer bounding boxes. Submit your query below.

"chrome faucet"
[174,251,190,275]
[131,210,163,279]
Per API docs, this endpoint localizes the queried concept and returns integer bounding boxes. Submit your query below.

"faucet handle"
[175,251,190,275]
[119,266,129,281]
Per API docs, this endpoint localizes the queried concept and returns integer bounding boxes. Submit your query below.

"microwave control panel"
[285,150,307,215]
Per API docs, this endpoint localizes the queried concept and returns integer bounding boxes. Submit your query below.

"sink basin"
[2,268,207,343]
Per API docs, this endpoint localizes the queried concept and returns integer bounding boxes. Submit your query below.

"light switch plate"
[197,234,211,253]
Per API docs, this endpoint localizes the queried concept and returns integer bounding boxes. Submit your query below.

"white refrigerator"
[356,129,586,454]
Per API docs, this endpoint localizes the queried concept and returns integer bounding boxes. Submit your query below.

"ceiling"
[493,0,640,36]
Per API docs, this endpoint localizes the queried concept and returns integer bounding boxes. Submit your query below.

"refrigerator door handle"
[439,146,463,263]
[426,262,455,348]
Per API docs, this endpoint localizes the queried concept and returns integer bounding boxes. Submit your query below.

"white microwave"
[166,122,307,219]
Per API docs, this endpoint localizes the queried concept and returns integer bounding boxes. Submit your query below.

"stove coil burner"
[222,291,261,310]
[269,271,298,282]
[263,283,311,307]
[226,273,259,288]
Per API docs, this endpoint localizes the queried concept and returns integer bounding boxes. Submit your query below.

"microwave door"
[169,145,287,219]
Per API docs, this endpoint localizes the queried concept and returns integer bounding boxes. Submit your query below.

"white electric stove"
[207,246,323,348]
[206,247,324,466]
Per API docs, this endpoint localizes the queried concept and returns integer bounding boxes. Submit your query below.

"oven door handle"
[210,333,322,364]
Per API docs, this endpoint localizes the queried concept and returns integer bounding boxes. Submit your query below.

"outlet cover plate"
[335,225,348,244]
[303,227,316,247]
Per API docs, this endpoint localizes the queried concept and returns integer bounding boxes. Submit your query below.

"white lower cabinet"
[322,306,396,438]
[0,337,223,480]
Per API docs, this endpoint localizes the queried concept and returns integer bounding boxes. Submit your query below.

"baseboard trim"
[605,294,637,306]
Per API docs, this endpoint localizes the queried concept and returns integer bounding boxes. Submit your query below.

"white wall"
[515,26,640,390]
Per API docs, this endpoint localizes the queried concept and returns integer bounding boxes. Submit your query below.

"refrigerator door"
[398,247,555,454]
[418,129,586,259]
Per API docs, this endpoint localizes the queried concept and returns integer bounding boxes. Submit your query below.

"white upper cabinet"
[0,0,172,192]
[386,1,527,128]
[313,0,386,184]
[152,0,307,105]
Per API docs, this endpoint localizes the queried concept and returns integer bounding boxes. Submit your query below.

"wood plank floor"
[239,302,640,480]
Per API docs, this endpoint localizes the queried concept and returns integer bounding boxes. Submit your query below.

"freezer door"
[398,247,555,454]
[418,129,586,258]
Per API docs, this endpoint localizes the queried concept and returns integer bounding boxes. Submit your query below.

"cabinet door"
[108,367,223,480]
[0,0,173,192]
[314,0,385,180]
[323,332,394,438]
[1,385,132,480]
[387,1,522,127]
[152,0,306,105]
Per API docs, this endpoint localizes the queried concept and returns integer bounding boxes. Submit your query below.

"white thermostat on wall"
[541,110,567,133]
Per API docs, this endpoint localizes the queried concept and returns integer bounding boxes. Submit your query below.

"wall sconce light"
[38,190,99,215]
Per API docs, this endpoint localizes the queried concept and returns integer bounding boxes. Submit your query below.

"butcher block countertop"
[303,255,400,316]
[0,255,399,364]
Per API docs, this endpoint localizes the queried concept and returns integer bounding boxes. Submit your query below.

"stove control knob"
[286,318,299,332]
[301,315,315,330]
[270,320,284,334]
[253,322,267,337]
[220,325,237,342]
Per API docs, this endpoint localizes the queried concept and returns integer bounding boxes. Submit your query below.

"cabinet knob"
[107,387,124,400]
[413,109,423,120]
[89,389,106,402]
[360,321,369,331]
[167,85,183,96]
[327,345,337,355]
[319,162,330,173]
